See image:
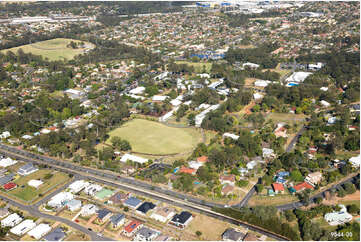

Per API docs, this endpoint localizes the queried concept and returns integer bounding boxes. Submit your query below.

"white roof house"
[21,135,33,140]
[47,192,74,208]
[159,107,179,122]
[68,180,90,194]
[66,199,82,212]
[320,87,328,91]
[262,148,275,159]
[120,154,148,164]
[223,133,239,141]
[0,157,18,168]
[1,213,22,227]
[198,73,210,79]
[254,80,271,87]
[129,86,145,95]
[27,223,52,240]
[10,219,36,236]
[28,179,43,188]
[324,205,352,226]
[349,154,361,167]
[188,160,204,170]
[81,204,99,217]
[242,62,260,69]
[0,131,10,139]
[195,104,220,127]
[152,95,168,101]
[285,72,312,83]
[170,99,182,107]
[84,184,103,196]
[253,93,264,100]
[320,100,331,107]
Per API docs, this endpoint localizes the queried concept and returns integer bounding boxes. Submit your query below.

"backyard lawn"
[8,169,70,202]
[104,119,203,155]
[1,38,94,61]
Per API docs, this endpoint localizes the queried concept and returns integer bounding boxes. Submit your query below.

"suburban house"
[68,180,89,194]
[17,163,38,176]
[81,204,99,217]
[0,208,9,219]
[123,220,143,237]
[3,182,17,191]
[0,157,17,168]
[27,223,52,240]
[292,181,313,193]
[108,192,129,205]
[123,197,142,209]
[324,204,352,226]
[243,233,260,241]
[84,184,103,196]
[178,166,196,175]
[97,208,112,223]
[10,219,36,236]
[120,154,148,164]
[188,156,209,170]
[150,206,176,223]
[169,211,193,229]
[222,228,246,241]
[134,226,160,241]
[304,172,322,186]
[221,184,234,196]
[109,213,126,228]
[262,148,275,159]
[219,174,236,185]
[223,133,239,141]
[349,154,361,167]
[66,199,82,212]
[47,192,74,208]
[274,123,288,138]
[136,202,156,215]
[1,213,22,227]
[44,227,66,241]
[272,183,284,194]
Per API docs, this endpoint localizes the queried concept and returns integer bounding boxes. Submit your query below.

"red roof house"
[123,220,142,237]
[196,156,208,163]
[179,166,196,175]
[3,182,17,191]
[272,183,284,194]
[293,182,313,192]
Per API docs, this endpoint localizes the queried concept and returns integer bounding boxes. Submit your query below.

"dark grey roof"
[136,202,156,214]
[18,163,36,172]
[170,211,192,224]
[110,213,125,225]
[222,228,246,241]
[124,197,142,207]
[136,227,158,239]
[44,228,66,241]
[97,208,111,220]
[0,174,14,186]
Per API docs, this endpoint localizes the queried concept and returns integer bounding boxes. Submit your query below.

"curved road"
[0,194,112,241]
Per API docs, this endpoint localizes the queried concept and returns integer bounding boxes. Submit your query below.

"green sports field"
[105,119,203,155]
[1,38,94,61]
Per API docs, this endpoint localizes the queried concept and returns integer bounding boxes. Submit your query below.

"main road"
[0,143,289,241]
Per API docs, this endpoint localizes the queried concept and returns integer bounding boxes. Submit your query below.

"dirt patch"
[322,190,360,206]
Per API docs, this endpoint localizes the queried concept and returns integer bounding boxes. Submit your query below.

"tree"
[290,170,304,182]
[284,210,296,222]
[343,182,356,195]
[256,184,264,193]
[315,197,323,204]
[347,204,359,215]
[196,231,202,237]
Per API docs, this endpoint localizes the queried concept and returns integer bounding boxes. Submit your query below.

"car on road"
[97,233,103,237]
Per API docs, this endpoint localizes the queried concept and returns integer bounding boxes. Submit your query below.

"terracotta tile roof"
[272,183,284,191]
[196,156,208,163]
[124,220,142,233]
[294,182,313,191]
[179,166,196,175]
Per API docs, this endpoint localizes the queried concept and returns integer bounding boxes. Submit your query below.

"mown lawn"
[104,119,203,155]
[9,169,70,201]
[1,38,94,61]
